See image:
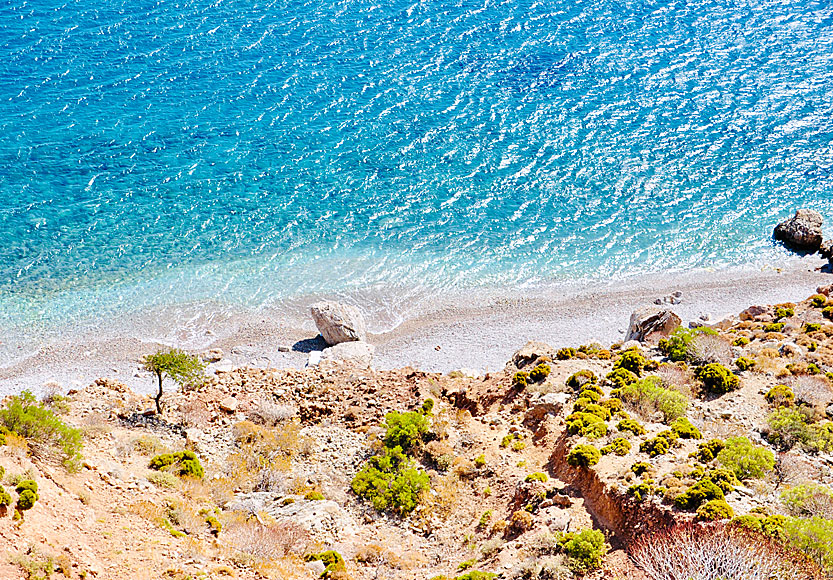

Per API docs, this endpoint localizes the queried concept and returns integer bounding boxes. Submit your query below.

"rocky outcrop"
[773,209,824,252]
[310,300,367,345]
[320,340,375,368]
[625,307,681,343]
[511,341,554,368]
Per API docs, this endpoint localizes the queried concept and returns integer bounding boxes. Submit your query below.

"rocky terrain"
[2,287,833,580]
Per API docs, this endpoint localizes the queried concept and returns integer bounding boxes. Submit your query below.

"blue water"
[2,0,833,357]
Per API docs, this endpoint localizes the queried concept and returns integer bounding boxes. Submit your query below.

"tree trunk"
[155,372,164,414]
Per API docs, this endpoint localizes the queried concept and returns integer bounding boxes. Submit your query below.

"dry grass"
[222,513,309,559]
[692,335,733,366]
[179,399,210,428]
[789,375,833,409]
[247,398,298,426]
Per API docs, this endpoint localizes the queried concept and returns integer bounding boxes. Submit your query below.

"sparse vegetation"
[617,376,689,422]
[695,363,740,394]
[717,436,775,480]
[556,529,607,573]
[567,444,601,468]
[143,348,206,414]
[149,450,205,479]
[351,445,430,516]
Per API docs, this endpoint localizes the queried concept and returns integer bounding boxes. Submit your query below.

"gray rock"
[625,307,682,343]
[773,209,824,252]
[201,348,224,363]
[305,560,326,576]
[821,240,833,260]
[740,305,770,321]
[310,300,367,345]
[219,397,238,413]
[320,341,375,368]
[826,403,833,420]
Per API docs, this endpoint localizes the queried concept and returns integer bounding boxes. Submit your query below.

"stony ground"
[2,290,833,580]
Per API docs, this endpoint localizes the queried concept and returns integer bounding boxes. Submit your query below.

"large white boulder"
[310,300,367,345]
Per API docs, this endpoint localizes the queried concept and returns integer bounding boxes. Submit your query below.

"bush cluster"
[613,349,647,375]
[565,412,607,438]
[556,529,607,573]
[305,551,346,579]
[674,479,724,510]
[658,327,717,362]
[566,370,597,390]
[383,410,429,453]
[670,417,702,439]
[556,347,576,360]
[0,390,82,470]
[529,363,550,382]
[351,445,430,516]
[640,436,670,457]
[617,377,688,422]
[735,356,756,371]
[149,450,204,479]
[631,461,652,476]
[15,480,39,516]
[763,322,786,333]
[766,384,795,407]
[716,436,775,480]
[606,368,638,389]
[696,499,734,521]
[695,363,740,394]
[524,472,548,483]
[694,438,725,463]
[617,418,647,436]
[601,437,631,456]
[567,444,601,468]
[766,408,833,453]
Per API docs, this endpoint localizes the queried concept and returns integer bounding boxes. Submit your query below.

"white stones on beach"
[320,341,375,368]
[310,300,367,345]
[624,307,681,343]
[773,209,824,252]
[307,351,322,367]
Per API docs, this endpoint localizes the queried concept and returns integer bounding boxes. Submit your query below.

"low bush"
[557,529,607,573]
[628,482,653,502]
[529,364,550,382]
[804,323,822,333]
[695,363,740,394]
[781,484,833,518]
[15,480,39,516]
[0,390,82,470]
[583,403,611,421]
[703,468,739,493]
[601,437,631,456]
[674,479,724,510]
[733,336,750,346]
[782,516,833,574]
[600,398,623,413]
[766,408,833,453]
[149,450,204,479]
[525,472,548,483]
[735,356,756,371]
[775,304,795,319]
[614,349,647,376]
[606,368,638,389]
[631,461,652,476]
[383,410,429,454]
[304,491,325,501]
[351,446,429,516]
[766,384,795,407]
[658,327,719,362]
[811,294,828,308]
[456,572,497,580]
[763,322,785,333]
[617,418,647,436]
[717,436,775,480]
[556,347,576,360]
[566,370,597,390]
[566,444,601,468]
[565,412,608,438]
[696,499,734,521]
[670,417,702,439]
[0,485,10,508]
[640,436,670,457]
[618,376,689,422]
[578,388,601,403]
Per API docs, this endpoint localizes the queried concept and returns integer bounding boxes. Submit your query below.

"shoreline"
[1,255,831,397]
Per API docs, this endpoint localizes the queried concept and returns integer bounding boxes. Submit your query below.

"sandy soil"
[1,255,830,398]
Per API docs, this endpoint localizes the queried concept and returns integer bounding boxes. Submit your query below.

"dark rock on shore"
[625,307,681,343]
[773,209,824,252]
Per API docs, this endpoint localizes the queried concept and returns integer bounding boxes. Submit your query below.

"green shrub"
[525,472,548,483]
[695,363,740,394]
[640,436,670,457]
[775,305,795,319]
[351,446,430,515]
[149,450,204,479]
[422,399,435,414]
[618,377,688,422]
[670,417,702,439]
[567,444,601,468]
[557,529,607,573]
[783,517,833,575]
[566,370,597,390]
[716,436,774,480]
[556,347,576,360]
[16,489,37,513]
[702,468,739,493]
[735,356,756,371]
[512,371,529,389]
[805,322,822,333]
[601,437,631,456]
[304,491,325,501]
[811,294,828,308]
[583,403,611,421]
[474,454,486,468]
[763,322,785,333]
[729,514,765,533]
[658,327,718,362]
[824,306,833,320]
[628,482,653,501]
[732,336,750,346]
[578,389,601,403]
[766,408,833,453]
[0,486,9,508]
[383,410,429,454]
[572,397,594,413]
[606,368,638,389]
[675,479,724,510]
[529,364,551,382]
[631,461,652,476]
[766,384,795,407]
[143,348,206,414]
[696,499,734,521]
[305,551,346,579]
[614,350,647,376]
[0,390,82,470]
[601,398,623,413]
[781,484,833,517]
[617,418,647,436]
[566,412,608,438]
[456,572,497,580]
[15,480,38,496]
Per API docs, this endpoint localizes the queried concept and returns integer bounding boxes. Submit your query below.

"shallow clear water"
[2,0,833,357]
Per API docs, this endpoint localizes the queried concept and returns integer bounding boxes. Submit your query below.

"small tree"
[143,349,206,414]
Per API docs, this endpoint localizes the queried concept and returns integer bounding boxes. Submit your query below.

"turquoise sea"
[2,0,833,362]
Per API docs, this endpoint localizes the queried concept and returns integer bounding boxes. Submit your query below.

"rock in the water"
[320,341,375,368]
[773,209,824,252]
[512,341,554,368]
[310,300,367,345]
[625,307,681,343]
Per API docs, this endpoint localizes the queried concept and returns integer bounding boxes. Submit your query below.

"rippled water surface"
[2,0,833,351]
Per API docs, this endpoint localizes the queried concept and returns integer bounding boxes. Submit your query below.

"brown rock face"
[625,308,681,343]
[773,209,823,251]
